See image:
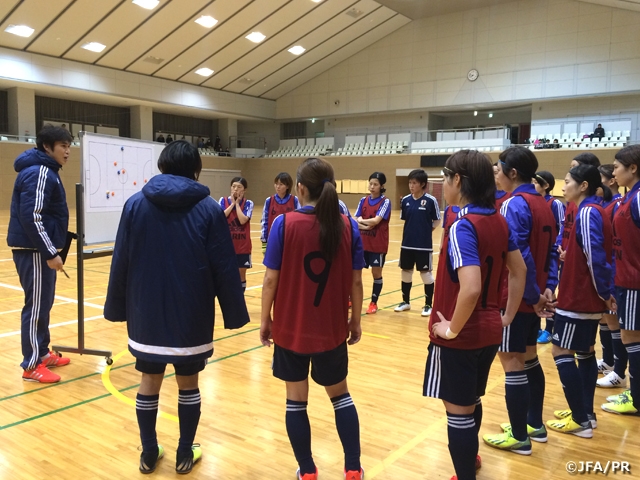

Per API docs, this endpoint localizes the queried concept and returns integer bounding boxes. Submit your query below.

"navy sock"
[446,412,477,480]
[286,400,315,475]
[600,324,614,366]
[576,352,597,416]
[241,281,246,293]
[371,277,383,304]
[424,283,434,307]
[401,281,412,304]
[177,389,201,454]
[505,372,530,441]
[545,317,555,334]
[626,342,640,410]
[473,397,482,434]
[331,393,361,472]
[136,393,159,453]
[524,357,545,429]
[612,330,628,378]
[554,354,588,424]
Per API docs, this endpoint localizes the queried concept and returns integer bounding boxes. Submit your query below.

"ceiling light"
[195,15,218,28]
[288,45,305,55]
[245,32,266,43]
[195,67,214,77]
[4,25,34,37]
[311,118,315,123]
[132,0,159,10]
[488,113,493,118]
[82,42,106,53]
[473,111,478,116]
[311,0,323,2]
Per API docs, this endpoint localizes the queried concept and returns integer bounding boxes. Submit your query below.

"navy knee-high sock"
[612,330,628,378]
[424,282,434,307]
[401,281,412,304]
[505,371,529,441]
[554,354,588,424]
[177,389,201,454]
[473,397,482,434]
[331,393,361,472]
[600,324,614,366]
[626,342,640,410]
[447,412,477,480]
[371,277,383,304]
[286,400,315,475]
[576,352,597,416]
[525,357,545,429]
[545,317,555,334]
[136,393,159,453]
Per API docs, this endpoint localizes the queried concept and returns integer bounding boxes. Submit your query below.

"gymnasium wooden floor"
[0,209,637,480]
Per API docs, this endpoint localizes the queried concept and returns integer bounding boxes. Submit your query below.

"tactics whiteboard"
[81,132,164,245]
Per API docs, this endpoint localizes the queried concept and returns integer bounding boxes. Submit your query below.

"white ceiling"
[0,0,410,101]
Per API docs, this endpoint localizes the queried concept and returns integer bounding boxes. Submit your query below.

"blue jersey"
[264,206,364,270]
[339,200,352,218]
[400,193,440,251]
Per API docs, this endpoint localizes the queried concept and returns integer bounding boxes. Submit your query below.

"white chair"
[623,130,631,139]
[613,131,622,139]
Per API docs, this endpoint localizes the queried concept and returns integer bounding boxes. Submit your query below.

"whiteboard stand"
[52,183,113,365]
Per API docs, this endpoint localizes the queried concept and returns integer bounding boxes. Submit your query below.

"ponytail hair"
[297,157,344,260]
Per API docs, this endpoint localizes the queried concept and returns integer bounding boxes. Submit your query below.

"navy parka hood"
[14,148,61,173]
[142,174,210,208]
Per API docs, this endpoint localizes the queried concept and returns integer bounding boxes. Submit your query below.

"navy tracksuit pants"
[13,251,57,370]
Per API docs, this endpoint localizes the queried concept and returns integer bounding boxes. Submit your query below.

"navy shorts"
[423,343,499,406]
[551,313,600,351]
[363,251,386,269]
[399,249,432,271]
[272,342,348,386]
[135,358,207,376]
[616,287,640,331]
[499,311,540,353]
[236,254,252,269]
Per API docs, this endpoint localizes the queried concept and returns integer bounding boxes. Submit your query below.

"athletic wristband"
[445,328,458,339]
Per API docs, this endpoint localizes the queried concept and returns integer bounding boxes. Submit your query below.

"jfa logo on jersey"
[421,200,427,206]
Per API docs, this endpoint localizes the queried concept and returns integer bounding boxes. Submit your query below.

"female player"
[601,144,640,415]
[355,172,391,314]
[494,162,510,210]
[532,171,566,344]
[599,164,622,208]
[596,164,627,387]
[219,177,254,292]
[260,157,365,480]
[260,172,300,253]
[483,147,558,456]
[104,141,249,474]
[546,164,615,438]
[425,150,526,480]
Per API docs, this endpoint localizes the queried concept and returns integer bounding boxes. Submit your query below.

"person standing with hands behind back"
[8,125,73,383]
[260,157,365,480]
[219,177,254,292]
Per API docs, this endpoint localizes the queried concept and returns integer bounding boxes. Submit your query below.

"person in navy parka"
[104,140,249,475]
[8,125,73,384]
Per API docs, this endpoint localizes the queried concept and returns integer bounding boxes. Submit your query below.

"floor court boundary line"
[365,342,553,478]
[0,282,104,309]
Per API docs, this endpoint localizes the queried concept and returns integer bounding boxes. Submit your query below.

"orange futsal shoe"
[366,302,378,314]
[344,468,364,479]
[296,467,318,480]
[41,351,70,367]
[22,363,61,383]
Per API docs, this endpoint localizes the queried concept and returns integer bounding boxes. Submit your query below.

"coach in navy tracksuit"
[7,125,73,383]
[104,140,249,474]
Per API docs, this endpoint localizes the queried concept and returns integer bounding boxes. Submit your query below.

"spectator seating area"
[413,146,504,154]
[530,131,630,149]
[198,148,219,156]
[332,141,408,156]
[266,144,333,157]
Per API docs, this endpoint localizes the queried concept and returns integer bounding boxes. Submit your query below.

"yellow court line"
[101,350,179,423]
[362,332,390,339]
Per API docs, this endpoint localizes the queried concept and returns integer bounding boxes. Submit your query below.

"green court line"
[0,327,260,403]
[0,345,263,431]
